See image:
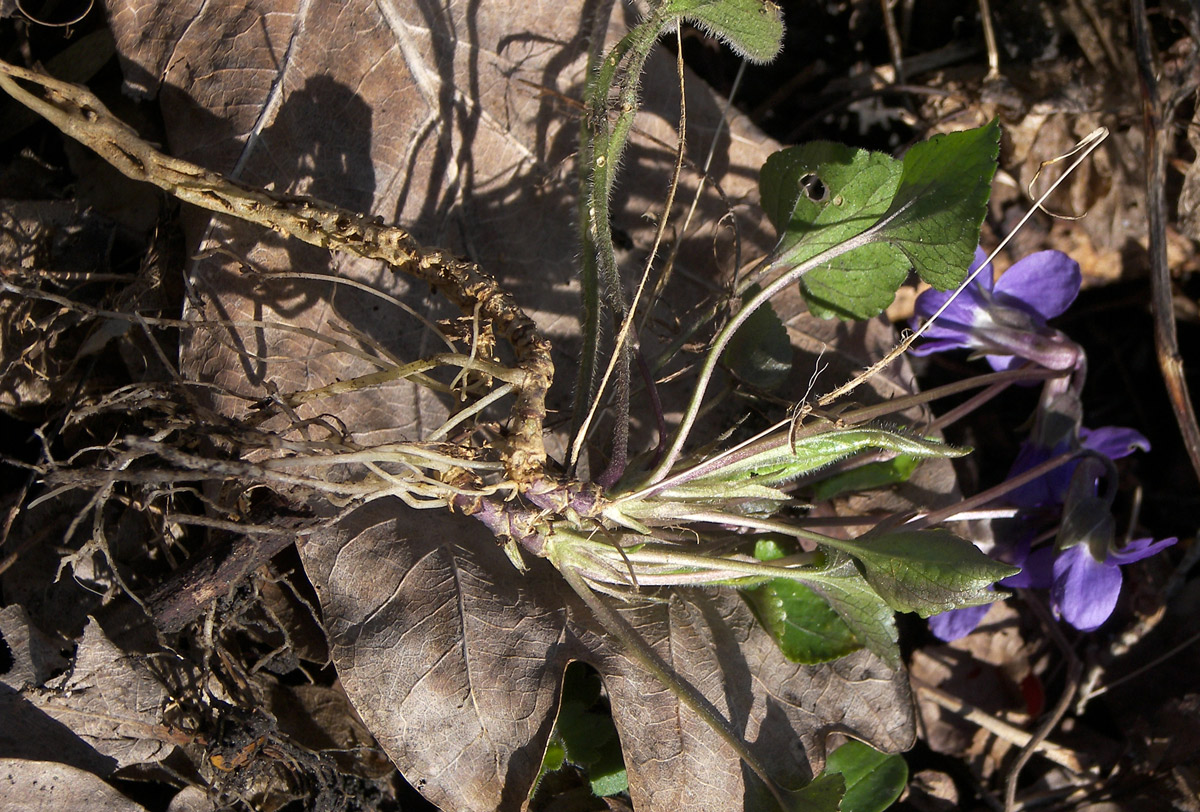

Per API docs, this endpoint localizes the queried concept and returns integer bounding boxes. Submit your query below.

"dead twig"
[147,528,298,633]
[912,679,1092,775]
[1131,0,1200,488]
[1004,596,1088,812]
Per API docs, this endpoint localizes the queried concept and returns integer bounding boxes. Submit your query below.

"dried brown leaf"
[165,786,217,812]
[0,758,149,812]
[267,681,393,779]
[30,619,176,770]
[910,602,1033,777]
[299,500,913,811]
[0,604,68,690]
[0,611,129,776]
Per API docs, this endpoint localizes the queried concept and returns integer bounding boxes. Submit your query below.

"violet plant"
[1,1,1132,806]
[911,245,1176,638]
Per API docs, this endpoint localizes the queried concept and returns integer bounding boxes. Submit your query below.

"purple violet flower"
[918,246,1174,639]
[1006,425,1151,509]
[930,435,1170,640]
[931,532,1177,640]
[911,247,1083,372]
[1049,536,1178,631]
[928,601,993,641]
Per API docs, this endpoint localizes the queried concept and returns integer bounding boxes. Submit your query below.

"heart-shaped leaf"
[874,120,1001,290]
[795,557,902,670]
[760,141,905,319]
[759,122,1000,318]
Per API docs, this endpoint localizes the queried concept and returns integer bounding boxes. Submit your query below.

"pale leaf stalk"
[905,449,1081,530]
[551,530,821,588]
[647,226,886,483]
[426,383,516,441]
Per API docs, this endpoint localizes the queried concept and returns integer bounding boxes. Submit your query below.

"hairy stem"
[572,1,687,473]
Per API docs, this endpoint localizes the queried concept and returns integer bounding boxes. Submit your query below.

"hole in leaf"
[800,172,829,203]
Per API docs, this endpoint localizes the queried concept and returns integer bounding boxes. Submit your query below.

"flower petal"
[1001,545,1055,589]
[1080,426,1151,460]
[1006,441,1074,508]
[969,246,996,293]
[993,251,1081,321]
[913,248,993,321]
[929,603,994,641]
[1051,545,1121,631]
[911,289,989,339]
[986,354,1025,372]
[1107,536,1177,566]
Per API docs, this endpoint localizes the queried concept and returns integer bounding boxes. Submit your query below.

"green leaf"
[626,428,962,523]
[808,454,921,501]
[799,241,910,320]
[585,749,629,797]
[745,540,863,664]
[665,0,785,63]
[724,288,792,390]
[875,120,1001,290]
[759,141,906,320]
[760,142,900,240]
[529,736,566,803]
[545,663,629,797]
[541,739,566,772]
[783,772,847,812]
[757,121,1000,319]
[823,741,908,812]
[798,557,901,670]
[829,528,1019,617]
